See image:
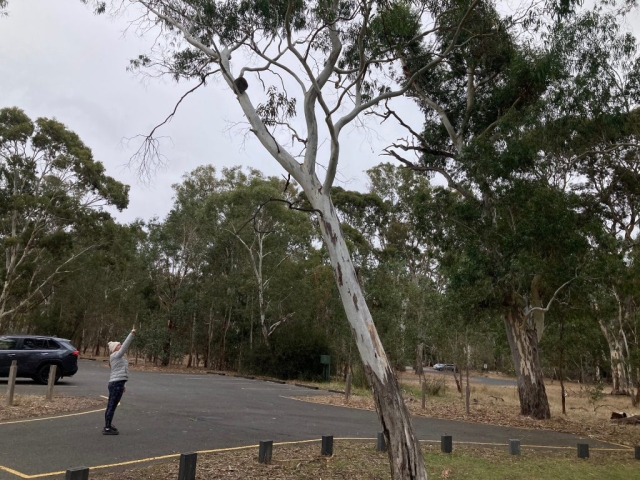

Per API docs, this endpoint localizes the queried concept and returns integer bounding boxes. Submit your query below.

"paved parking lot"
[0,360,620,479]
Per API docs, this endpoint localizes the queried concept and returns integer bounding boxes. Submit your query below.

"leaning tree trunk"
[503,307,550,419]
[310,191,427,480]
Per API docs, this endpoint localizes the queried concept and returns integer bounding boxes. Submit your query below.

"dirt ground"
[299,371,640,447]
[0,394,104,422]
[90,441,638,480]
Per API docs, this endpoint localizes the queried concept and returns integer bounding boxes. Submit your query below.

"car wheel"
[35,364,62,385]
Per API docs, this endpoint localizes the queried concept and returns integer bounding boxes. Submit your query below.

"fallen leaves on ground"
[91,442,635,480]
[298,392,640,447]
[0,395,104,421]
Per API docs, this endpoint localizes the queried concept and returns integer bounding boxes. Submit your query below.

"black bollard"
[65,467,89,480]
[178,452,197,480]
[321,435,334,456]
[509,439,520,455]
[441,435,452,454]
[377,432,387,452]
[259,440,273,464]
[577,443,589,459]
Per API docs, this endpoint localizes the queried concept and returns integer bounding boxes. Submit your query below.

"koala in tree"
[234,77,248,94]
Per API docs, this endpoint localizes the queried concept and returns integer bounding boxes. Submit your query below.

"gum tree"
[89,0,485,477]
[0,107,129,330]
[382,2,637,419]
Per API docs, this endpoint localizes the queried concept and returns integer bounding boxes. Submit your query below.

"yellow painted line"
[287,396,636,451]
[16,470,65,479]
[81,454,180,475]
[0,436,633,479]
[0,408,104,426]
[0,464,29,479]
[521,444,631,451]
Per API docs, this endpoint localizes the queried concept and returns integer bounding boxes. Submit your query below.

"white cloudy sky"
[1,1,639,224]
[0,0,426,224]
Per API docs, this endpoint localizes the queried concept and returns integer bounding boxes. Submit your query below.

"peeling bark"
[599,319,630,395]
[311,191,427,480]
[504,307,550,419]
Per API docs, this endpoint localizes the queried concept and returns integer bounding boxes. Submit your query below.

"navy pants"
[105,380,126,427]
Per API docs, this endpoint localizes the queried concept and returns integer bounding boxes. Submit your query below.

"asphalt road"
[0,360,618,479]
[422,368,517,387]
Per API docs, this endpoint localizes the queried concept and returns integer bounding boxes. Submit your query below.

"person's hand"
[131,328,136,335]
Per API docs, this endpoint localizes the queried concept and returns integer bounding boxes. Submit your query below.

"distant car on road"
[0,335,79,384]
[433,363,456,371]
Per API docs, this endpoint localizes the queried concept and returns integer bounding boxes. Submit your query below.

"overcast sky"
[0,0,427,224]
[1,1,639,224]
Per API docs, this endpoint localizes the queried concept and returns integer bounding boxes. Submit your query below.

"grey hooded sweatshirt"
[109,333,134,383]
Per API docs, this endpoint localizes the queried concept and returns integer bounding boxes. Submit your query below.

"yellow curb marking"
[285,396,636,451]
[0,465,28,478]
[0,436,633,479]
[0,408,104,426]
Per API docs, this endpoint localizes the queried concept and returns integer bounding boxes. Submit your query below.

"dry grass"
[0,394,104,421]
[299,372,640,447]
[91,441,638,480]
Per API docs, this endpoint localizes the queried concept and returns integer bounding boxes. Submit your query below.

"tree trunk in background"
[310,191,427,480]
[218,306,232,371]
[206,303,214,369]
[600,320,629,395]
[560,371,566,415]
[162,315,173,367]
[415,343,424,375]
[503,307,550,419]
[187,312,196,368]
[465,363,470,415]
[94,325,102,357]
[452,368,462,396]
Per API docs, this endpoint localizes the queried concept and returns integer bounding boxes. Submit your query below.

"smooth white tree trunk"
[600,320,630,395]
[309,190,427,480]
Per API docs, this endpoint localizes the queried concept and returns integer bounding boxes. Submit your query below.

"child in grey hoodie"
[103,328,135,435]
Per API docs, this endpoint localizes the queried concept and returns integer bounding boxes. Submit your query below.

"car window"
[0,338,17,350]
[22,339,60,350]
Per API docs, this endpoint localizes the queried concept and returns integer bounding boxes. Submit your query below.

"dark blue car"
[0,335,79,384]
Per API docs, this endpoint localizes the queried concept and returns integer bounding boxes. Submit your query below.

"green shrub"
[245,322,331,380]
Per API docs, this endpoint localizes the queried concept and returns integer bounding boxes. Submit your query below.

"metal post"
[65,467,89,480]
[258,440,273,464]
[376,432,387,452]
[441,435,452,454]
[635,445,640,460]
[421,381,427,410]
[321,435,334,456]
[178,452,197,480]
[5,360,17,407]
[577,443,589,459]
[509,439,520,455]
[46,365,57,401]
[345,373,352,402]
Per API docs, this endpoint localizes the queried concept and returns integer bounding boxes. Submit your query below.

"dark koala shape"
[234,77,248,94]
